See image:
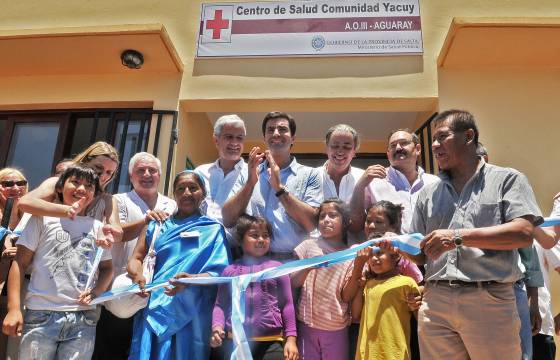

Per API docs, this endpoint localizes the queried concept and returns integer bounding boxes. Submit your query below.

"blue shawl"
[129,213,230,360]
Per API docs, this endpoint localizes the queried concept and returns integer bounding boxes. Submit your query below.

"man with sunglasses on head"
[405,109,543,359]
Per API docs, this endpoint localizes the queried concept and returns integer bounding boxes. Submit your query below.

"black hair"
[261,111,296,136]
[387,128,420,145]
[317,198,351,244]
[234,214,273,245]
[366,200,403,234]
[364,231,400,279]
[432,109,479,144]
[55,164,101,202]
[172,170,207,198]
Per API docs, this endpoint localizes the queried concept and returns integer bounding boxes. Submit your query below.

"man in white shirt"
[350,128,439,234]
[195,114,247,229]
[93,152,176,360]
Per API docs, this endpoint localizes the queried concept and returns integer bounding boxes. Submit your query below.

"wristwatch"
[275,186,288,197]
[453,229,463,247]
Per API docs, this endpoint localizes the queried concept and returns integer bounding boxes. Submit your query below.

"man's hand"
[210,327,225,348]
[144,210,170,224]
[356,165,386,189]
[265,151,282,192]
[2,310,23,337]
[421,229,456,259]
[530,303,542,335]
[247,147,265,187]
[528,287,542,335]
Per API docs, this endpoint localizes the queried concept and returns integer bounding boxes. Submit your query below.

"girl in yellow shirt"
[352,245,419,360]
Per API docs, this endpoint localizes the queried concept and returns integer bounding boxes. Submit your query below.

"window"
[1,109,177,194]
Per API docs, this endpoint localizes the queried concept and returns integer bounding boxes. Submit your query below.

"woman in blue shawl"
[127,170,231,360]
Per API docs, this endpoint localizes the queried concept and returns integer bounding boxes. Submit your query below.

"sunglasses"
[1,180,27,188]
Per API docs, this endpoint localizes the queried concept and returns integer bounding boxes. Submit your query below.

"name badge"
[180,231,200,238]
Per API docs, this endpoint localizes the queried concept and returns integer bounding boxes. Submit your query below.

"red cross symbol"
[206,10,230,40]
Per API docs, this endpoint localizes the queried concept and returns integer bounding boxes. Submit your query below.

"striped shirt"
[294,238,353,331]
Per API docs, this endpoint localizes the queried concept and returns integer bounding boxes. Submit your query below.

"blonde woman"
[18,141,122,243]
[0,168,29,360]
[0,167,28,264]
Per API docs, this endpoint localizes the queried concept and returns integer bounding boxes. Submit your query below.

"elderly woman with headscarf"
[127,170,231,360]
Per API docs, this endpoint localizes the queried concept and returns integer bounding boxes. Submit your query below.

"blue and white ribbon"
[92,233,423,359]
[91,217,560,360]
[541,217,560,228]
[84,247,104,291]
[0,226,22,239]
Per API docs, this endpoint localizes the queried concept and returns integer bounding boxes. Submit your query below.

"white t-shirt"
[18,215,112,311]
[113,190,176,277]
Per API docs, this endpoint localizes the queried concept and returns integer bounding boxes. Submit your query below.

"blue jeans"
[19,309,99,360]
[515,281,532,360]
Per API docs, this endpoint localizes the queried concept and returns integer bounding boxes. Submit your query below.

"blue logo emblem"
[311,35,325,51]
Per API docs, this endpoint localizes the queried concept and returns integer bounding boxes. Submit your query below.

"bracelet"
[275,186,288,197]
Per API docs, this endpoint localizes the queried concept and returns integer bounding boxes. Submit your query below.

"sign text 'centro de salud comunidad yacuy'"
[196,0,423,57]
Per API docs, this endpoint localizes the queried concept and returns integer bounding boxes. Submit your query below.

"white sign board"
[196,0,423,57]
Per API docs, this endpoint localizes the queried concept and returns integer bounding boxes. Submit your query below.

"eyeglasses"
[1,180,27,188]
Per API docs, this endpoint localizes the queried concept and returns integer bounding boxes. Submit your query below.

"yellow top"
[356,275,419,360]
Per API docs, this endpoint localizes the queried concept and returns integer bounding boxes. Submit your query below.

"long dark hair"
[366,200,403,234]
[317,198,351,244]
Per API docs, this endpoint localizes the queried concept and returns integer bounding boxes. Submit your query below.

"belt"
[227,331,283,342]
[428,280,506,288]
